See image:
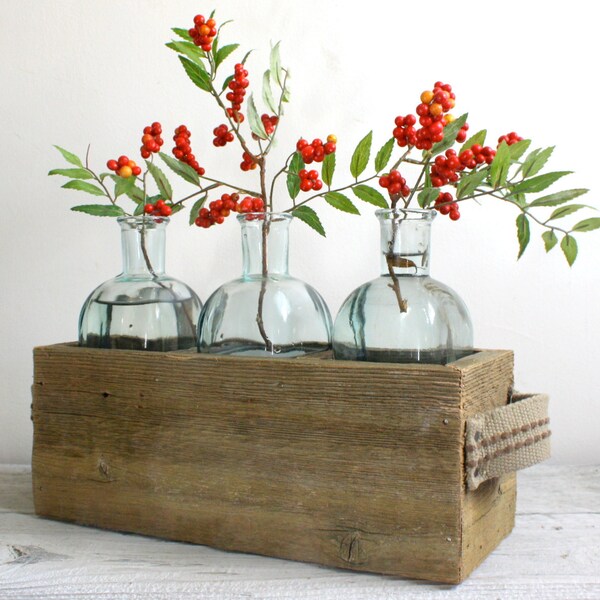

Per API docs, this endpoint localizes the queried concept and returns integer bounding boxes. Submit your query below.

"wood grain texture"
[2,465,598,600]
[31,344,514,583]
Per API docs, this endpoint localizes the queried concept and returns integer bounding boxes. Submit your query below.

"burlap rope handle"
[465,392,551,490]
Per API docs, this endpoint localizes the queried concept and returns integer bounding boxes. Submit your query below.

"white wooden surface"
[0,464,598,600]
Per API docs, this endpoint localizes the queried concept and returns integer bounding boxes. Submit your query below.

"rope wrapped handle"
[465,392,551,490]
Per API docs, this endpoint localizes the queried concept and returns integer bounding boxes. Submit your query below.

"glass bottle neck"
[378,210,434,277]
[120,217,167,277]
[239,213,291,277]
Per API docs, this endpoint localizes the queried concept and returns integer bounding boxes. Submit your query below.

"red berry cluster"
[226,63,249,123]
[213,124,234,147]
[498,132,523,146]
[240,151,258,171]
[106,155,141,178]
[434,192,460,221]
[140,122,164,159]
[393,82,469,151]
[261,114,279,136]
[189,15,217,52]
[172,125,205,176]
[430,145,496,187]
[299,169,323,192]
[296,134,337,164]
[143,198,172,217]
[378,170,410,198]
[194,194,265,228]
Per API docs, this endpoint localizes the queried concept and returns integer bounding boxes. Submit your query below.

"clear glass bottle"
[79,215,202,351]
[198,212,332,357]
[333,208,473,364]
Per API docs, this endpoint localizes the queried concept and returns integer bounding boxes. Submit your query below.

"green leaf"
[521,146,554,178]
[62,180,105,196]
[262,70,277,114]
[133,202,145,216]
[322,152,336,187]
[374,138,395,173]
[221,74,235,92]
[292,205,325,236]
[350,131,373,179]
[417,187,439,209]
[490,141,511,188]
[215,43,239,69]
[159,152,201,185]
[172,27,193,42]
[270,41,283,88]
[516,214,530,259]
[166,41,206,65]
[548,204,590,221]
[178,56,211,92]
[511,171,572,195]
[188,195,208,225]
[561,234,578,266]
[542,230,558,252]
[53,145,83,167]
[457,167,489,199]
[352,184,387,208]
[247,94,268,139]
[145,161,173,200]
[286,152,304,200]
[325,192,360,215]
[508,139,531,161]
[48,167,93,179]
[460,129,487,153]
[114,175,136,198]
[241,49,253,65]
[431,113,468,156]
[71,204,125,217]
[528,188,589,207]
[125,185,145,204]
[572,217,600,233]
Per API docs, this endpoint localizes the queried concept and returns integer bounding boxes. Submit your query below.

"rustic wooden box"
[32,344,516,584]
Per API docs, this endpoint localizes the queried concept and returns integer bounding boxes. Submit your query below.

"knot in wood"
[340,531,363,564]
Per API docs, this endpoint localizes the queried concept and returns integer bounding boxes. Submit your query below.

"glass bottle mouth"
[236,211,293,224]
[117,215,170,230]
[375,208,437,221]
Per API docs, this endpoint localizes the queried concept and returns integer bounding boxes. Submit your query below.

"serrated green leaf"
[270,41,283,88]
[457,168,489,199]
[521,146,554,178]
[166,41,206,65]
[350,131,373,179]
[572,217,600,233]
[114,175,136,198]
[511,171,572,195]
[53,145,83,167]
[325,192,360,215]
[145,161,173,200]
[352,185,387,208]
[48,167,93,179]
[508,139,531,161]
[286,152,304,200]
[374,138,395,173]
[71,204,125,217]
[528,188,589,207]
[62,180,105,196]
[133,202,145,216]
[548,204,590,221]
[188,195,208,225]
[178,56,211,92]
[417,187,439,208]
[490,141,511,188]
[460,129,487,153]
[172,27,193,42]
[262,70,277,114]
[247,94,268,139]
[215,43,239,69]
[125,185,145,204]
[516,214,530,259]
[292,205,325,236]
[431,113,468,156]
[322,152,336,187]
[542,230,558,252]
[159,152,201,186]
[170,203,184,215]
[561,234,578,266]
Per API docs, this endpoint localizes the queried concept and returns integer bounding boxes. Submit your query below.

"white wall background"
[1,0,598,465]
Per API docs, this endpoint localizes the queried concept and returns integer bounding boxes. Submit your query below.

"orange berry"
[429,103,443,117]
[127,159,137,168]
[444,114,455,124]
[420,90,434,104]
[118,165,133,178]
[327,134,337,144]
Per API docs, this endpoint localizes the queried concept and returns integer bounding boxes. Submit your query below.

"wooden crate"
[32,344,516,584]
